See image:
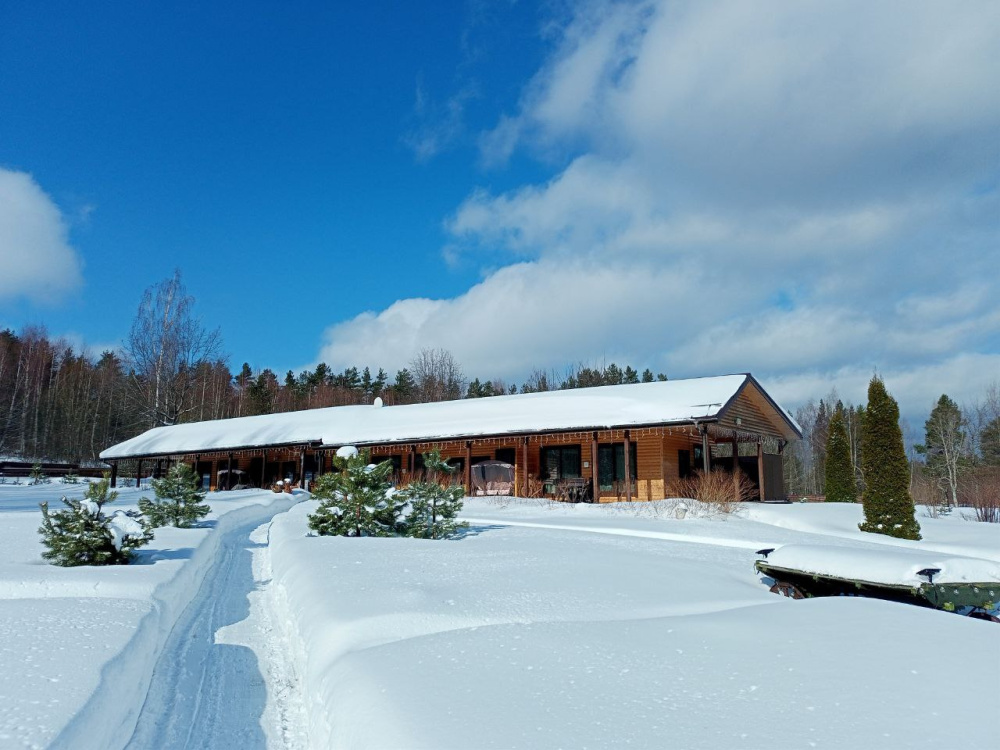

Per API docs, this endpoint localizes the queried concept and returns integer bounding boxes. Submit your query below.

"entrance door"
[598,443,637,492]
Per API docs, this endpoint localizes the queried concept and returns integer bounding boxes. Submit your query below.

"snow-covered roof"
[101,374,780,459]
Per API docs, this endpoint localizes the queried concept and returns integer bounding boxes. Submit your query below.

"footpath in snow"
[0,483,301,750]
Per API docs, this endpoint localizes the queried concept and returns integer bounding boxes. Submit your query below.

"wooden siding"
[109,421,788,501]
[717,383,789,440]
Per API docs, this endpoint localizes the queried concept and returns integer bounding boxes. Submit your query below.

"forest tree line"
[2,270,996,514]
[784,384,1000,508]
[0,274,668,464]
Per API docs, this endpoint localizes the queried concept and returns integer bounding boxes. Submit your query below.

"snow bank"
[744,502,1000,562]
[268,499,998,750]
[763,544,1000,586]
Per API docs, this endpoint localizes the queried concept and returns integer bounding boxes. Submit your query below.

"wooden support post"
[733,437,740,503]
[701,430,710,474]
[624,430,633,502]
[757,441,765,502]
[464,441,472,495]
[136,459,143,489]
[316,450,325,478]
[227,452,234,491]
[299,449,306,489]
[591,432,600,504]
[109,461,118,488]
[522,437,529,497]
[260,450,267,487]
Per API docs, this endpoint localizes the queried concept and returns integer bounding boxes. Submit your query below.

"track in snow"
[125,519,306,750]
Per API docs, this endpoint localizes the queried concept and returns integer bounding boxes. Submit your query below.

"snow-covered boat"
[755,544,1000,622]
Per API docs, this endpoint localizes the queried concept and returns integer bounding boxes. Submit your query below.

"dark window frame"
[598,442,637,491]
[540,445,582,481]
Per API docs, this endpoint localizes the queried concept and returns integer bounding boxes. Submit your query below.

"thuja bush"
[859,376,921,540]
[138,463,211,528]
[825,404,856,503]
[39,475,152,566]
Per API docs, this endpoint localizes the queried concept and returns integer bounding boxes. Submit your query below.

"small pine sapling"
[400,450,468,539]
[62,472,80,485]
[30,463,49,485]
[39,475,152,566]
[308,448,402,537]
[138,464,211,528]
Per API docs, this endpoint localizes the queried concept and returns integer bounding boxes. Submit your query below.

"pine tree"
[641,368,654,383]
[39,475,151,566]
[623,366,640,384]
[604,364,624,385]
[981,416,1000,466]
[399,450,469,539]
[466,378,483,398]
[859,377,921,540]
[824,403,855,502]
[372,368,388,398]
[308,449,403,536]
[138,463,211,528]
[393,368,416,403]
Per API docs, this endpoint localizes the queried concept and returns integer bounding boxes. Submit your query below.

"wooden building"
[100,373,800,503]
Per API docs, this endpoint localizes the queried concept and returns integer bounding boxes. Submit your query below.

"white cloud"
[318,0,1000,426]
[0,168,84,303]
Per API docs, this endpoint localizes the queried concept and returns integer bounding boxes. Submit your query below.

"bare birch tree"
[125,271,223,428]
[410,348,465,402]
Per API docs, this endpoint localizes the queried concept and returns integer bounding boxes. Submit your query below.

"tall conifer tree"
[824,403,855,502]
[859,377,921,539]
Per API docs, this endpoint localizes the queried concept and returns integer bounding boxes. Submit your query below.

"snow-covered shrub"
[308,448,404,537]
[138,464,211,528]
[62,472,80,484]
[398,450,468,539]
[38,476,152,566]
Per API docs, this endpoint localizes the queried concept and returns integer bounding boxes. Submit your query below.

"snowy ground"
[270,498,1000,750]
[2,487,998,749]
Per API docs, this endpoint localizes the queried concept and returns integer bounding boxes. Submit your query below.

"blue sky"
[1,1,998,423]
[0,0,546,357]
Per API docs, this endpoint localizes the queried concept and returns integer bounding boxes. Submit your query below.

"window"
[678,449,691,479]
[598,443,637,491]
[540,445,581,481]
[495,447,516,465]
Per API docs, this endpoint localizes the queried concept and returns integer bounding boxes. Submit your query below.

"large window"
[598,442,637,491]
[495,447,516,465]
[541,445,581,481]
